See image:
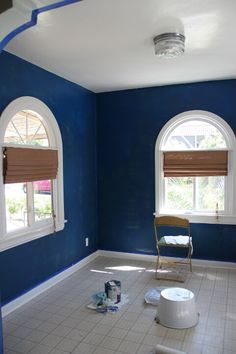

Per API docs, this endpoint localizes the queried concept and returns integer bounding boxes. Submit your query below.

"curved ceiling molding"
[0,0,83,53]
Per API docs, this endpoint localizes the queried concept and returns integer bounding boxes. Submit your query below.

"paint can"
[105,280,121,303]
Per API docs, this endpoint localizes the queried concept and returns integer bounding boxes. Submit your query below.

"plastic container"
[144,287,166,305]
[157,287,199,329]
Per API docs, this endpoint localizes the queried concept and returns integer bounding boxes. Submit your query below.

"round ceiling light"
[153,32,185,59]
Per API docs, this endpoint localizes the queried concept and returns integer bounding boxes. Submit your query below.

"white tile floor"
[2,256,236,354]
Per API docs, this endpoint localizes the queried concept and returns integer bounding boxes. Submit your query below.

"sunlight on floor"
[105,265,145,271]
[89,269,113,274]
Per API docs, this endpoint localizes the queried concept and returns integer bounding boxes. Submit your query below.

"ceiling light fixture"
[153,32,185,59]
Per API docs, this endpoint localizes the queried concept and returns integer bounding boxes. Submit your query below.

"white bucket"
[157,287,199,329]
[155,344,187,354]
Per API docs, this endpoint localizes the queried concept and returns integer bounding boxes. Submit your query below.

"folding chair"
[154,216,192,280]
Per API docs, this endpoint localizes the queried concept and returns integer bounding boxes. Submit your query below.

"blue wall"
[0,299,2,354]
[97,81,236,262]
[0,51,98,304]
[1,50,236,305]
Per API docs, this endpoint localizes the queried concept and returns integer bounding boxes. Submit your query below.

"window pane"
[33,180,52,221]
[164,120,226,150]
[5,183,27,232]
[4,110,49,146]
[196,176,225,211]
[165,177,193,210]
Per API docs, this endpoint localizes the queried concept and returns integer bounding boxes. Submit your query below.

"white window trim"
[155,110,236,224]
[0,96,65,251]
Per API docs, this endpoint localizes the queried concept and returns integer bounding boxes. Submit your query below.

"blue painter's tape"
[0,0,83,53]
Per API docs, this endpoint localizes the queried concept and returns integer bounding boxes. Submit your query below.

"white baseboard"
[2,251,99,317]
[3,249,236,317]
[98,250,236,270]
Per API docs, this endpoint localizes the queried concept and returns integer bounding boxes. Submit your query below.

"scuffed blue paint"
[0,0,83,52]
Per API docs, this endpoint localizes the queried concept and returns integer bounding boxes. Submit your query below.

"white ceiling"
[5,0,236,93]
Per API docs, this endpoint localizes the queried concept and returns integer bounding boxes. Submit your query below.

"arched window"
[155,110,236,224]
[0,97,64,250]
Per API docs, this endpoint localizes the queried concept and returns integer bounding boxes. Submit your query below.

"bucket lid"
[161,288,194,302]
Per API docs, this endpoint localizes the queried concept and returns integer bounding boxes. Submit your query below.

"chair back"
[154,216,190,243]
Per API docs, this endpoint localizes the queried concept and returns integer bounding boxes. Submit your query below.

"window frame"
[0,96,65,251]
[155,110,236,224]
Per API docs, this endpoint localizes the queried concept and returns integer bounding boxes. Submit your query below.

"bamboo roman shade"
[3,147,58,184]
[163,150,228,177]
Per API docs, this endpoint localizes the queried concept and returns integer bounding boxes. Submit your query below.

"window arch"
[155,110,236,224]
[0,97,64,251]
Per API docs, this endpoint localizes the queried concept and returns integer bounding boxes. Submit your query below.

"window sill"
[0,220,65,252]
[155,212,236,225]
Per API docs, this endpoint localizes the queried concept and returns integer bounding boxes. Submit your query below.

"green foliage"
[167,177,193,210]
[35,203,51,215]
[198,133,226,149]
[166,176,224,211]
[197,176,224,210]
[6,196,52,220]
[34,198,52,219]
[6,198,25,215]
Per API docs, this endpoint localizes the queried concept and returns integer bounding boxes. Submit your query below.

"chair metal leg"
[157,254,160,268]
[155,247,161,279]
[188,245,192,272]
